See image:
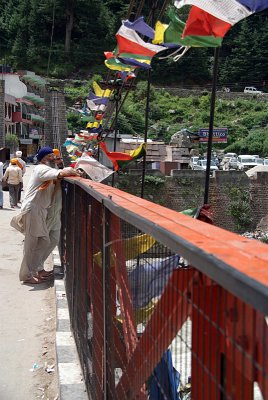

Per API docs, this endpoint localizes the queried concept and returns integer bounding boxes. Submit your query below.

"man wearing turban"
[11,147,80,284]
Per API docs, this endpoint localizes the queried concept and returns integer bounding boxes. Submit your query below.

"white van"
[189,156,199,169]
[244,86,263,94]
[237,155,257,171]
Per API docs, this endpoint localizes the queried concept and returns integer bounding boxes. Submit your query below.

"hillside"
[1,1,268,90]
[65,78,268,156]
[2,0,268,155]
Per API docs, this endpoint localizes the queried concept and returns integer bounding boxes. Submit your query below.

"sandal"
[23,275,51,284]
[38,270,54,278]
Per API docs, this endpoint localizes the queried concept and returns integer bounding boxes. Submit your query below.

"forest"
[2,0,268,155]
[1,0,268,90]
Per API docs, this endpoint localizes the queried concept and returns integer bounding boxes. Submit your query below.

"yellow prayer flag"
[129,143,146,158]
[86,120,102,129]
[93,81,112,98]
[93,233,156,267]
[116,300,156,325]
[153,21,168,44]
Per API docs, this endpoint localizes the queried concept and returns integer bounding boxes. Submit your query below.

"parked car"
[212,156,220,168]
[194,159,219,171]
[219,153,238,170]
[237,155,257,171]
[229,157,238,169]
[225,152,237,158]
[189,156,199,169]
[244,86,263,94]
[264,159,268,166]
[254,158,264,165]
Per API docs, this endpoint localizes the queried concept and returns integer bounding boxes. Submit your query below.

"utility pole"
[0,80,5,148]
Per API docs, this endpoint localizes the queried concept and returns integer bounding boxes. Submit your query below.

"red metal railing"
[61,177,268,400]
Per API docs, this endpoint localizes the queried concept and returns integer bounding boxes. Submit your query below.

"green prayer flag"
[165,8,222,48]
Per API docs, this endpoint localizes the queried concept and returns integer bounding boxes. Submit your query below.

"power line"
[46,0,56,78]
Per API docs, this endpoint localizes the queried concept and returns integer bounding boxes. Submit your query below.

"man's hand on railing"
[58,167,82,178]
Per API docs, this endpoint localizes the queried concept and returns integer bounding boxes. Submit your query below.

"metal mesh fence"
[61,178,268,400]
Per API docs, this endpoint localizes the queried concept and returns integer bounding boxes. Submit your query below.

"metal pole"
[111,90,120,187]
[141,0,157,198]
[204,47,220,205]
[140,66,151,198]
[102,204,108,399]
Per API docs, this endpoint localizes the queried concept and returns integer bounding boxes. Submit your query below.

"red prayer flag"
[183,6,232,38]
[99,142,133,171]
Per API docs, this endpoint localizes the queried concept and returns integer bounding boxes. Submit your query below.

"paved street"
[0,164,58,400]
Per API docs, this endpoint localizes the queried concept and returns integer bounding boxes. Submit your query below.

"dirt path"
[0,164,58,400]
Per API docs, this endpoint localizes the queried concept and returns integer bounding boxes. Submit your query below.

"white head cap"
[16,151,22,157]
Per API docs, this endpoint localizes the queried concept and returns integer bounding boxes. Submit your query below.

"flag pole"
[140,68,151,198]
[112,89,121,187]
[204,47,220,205]
[141,0,157,198]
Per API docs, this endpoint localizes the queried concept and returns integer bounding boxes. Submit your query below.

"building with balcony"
[0,69,46,158]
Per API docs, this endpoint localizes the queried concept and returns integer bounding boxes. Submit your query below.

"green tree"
[5,134,19,154]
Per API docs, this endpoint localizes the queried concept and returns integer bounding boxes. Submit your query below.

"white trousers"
[19,212,60,281]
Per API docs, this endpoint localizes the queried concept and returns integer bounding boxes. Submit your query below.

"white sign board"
[20,139,33,144]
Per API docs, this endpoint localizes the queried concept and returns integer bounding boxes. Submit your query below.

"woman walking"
[3,158,23,208]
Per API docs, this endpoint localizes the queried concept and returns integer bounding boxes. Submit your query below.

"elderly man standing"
[11,146,80,284]
[35,148,65,276]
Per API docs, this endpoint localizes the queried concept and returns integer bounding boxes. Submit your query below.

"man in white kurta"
[11,147,79,284]
[35,150,64,275]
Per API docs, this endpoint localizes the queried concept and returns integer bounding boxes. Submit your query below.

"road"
[0,164,58,400]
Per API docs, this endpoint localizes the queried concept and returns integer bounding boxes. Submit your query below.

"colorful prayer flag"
[86,120,102,129]
[100,142,146,171]
[93,81,112,98]
[117,142,147,169]
[182,6,231,38]
[153,21,169,44]
[123,16,155,39]
[88,92,110,105]
[65,144,80,154]
[155,8,223,46]
[116,25,166,57]
[104,53,135,71]
[75,153,114,182]
[174,0,268,25]
[94,233,156,267]
[99,141,133,170]
[74,132,98,142]
[86,99,106,112]
[118,55,152,70]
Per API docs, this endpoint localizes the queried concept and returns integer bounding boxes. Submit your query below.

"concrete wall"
[115,170,268,233]
[156,88,268,102]
[3,74,27,98]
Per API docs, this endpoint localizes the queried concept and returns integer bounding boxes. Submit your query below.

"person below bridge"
[11,146,81,284]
